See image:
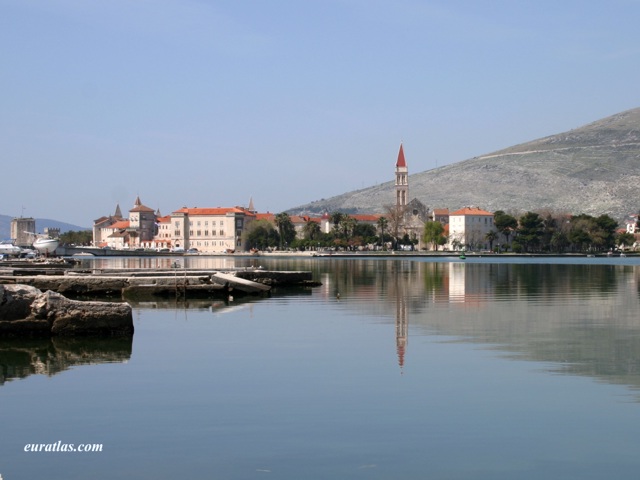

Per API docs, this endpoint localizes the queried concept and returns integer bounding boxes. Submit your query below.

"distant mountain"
[287,107,640,220]
[0,215,88,240]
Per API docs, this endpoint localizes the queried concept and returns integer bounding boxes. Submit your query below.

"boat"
[31,235,60,254]
[0,240,22,257]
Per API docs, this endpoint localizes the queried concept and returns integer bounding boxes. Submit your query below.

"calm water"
[2,256,640,479]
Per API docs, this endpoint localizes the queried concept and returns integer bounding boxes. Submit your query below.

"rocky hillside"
[288,107,640,220]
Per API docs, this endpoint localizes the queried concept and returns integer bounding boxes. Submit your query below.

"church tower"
[395,143,408,209]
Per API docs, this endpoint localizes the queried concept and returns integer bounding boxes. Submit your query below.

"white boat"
[23,233,59,254]
[33,236,60,254]
[0,240,22,257]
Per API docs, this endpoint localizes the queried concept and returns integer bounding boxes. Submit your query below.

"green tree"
[617,232,635,250]
[59,230,92,246]
[302,219,321,241]
[595,214,618,250]
[376,216,389,249]
[517,212,544,252]
[494,210,518,246]
[274,213,296,249]
[550,231,569,252]
[329,212,347,237]
[245,220,279,250]
[422,221,445,251]
[484,230,497,251]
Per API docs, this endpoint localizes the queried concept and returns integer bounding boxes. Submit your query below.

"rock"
[0,284,133,337]
[0,284,41,321]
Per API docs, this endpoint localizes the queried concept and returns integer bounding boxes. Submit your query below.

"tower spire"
[395,143,408,208]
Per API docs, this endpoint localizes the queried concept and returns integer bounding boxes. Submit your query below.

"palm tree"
[329,212,347,236]
[485,230,497,251]
[302,219,321,241]
[274,212,294,250]
[377,216,388,249]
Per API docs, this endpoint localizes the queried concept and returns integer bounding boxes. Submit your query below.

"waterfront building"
[93,198,159,249]
[128,196,157,246]
[93,204,124,247]
[169,207,253,253]
[446,207,495,251]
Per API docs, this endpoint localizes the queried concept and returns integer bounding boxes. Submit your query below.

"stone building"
[169,207,252,253]
[446,207,495,251]
[393,144,429,249]
[10,217,36,247]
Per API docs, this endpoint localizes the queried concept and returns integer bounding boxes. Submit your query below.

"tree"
[422,221,445,251]
[517,212,544,252]
[376,216,389,249]
[302,219,321,241]
[59,230,92,246]
[484,230,497,251]
[353,223,377,245]
[245,220,279,250]
[595,214,618,250]
[567,214,619,252]
[274,213,296,249]
[383,204,406,249]
[550,231,569,252]
[329,212,347,236]
[494,210,518,246]
[617,232,635,250]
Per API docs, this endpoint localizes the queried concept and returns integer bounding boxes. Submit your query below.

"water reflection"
[66,256,640,395]
[0,336,132,385]
[309,259,640,393]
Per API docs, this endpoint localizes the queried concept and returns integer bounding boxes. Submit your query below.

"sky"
[2,0,640,228]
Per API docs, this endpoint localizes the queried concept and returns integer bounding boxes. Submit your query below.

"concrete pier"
[0,267,321,300]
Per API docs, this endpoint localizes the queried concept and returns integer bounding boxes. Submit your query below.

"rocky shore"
[0,284,134,337]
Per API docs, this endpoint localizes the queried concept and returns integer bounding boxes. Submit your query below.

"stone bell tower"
[395,143,408,209]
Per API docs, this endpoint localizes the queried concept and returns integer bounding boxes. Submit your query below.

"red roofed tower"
[395,143,408,209]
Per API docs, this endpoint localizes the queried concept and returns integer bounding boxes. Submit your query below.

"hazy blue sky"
[2,0,639,227]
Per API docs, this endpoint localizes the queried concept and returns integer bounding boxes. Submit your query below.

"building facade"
[446,207,495,251]
[169,207,253,253]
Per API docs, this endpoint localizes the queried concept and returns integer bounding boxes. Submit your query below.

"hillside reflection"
[0,337,132,386]
[313,259,640,393]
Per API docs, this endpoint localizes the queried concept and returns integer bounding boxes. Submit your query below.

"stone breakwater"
[0,267,320,299]
[0,284,134,337]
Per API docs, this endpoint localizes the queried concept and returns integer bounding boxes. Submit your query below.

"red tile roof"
[172,207,249,216]
[450,207,493,216]
[107,220,130,229]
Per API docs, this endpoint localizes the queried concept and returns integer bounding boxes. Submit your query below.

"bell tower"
[395,143,408,209]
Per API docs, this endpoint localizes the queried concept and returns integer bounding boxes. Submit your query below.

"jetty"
[0,264,321,300]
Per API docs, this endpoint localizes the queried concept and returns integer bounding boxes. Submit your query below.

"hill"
[287,107,640,220]
[0,215,88,240]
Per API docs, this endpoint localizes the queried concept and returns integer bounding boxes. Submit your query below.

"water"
[2,256,640,479]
